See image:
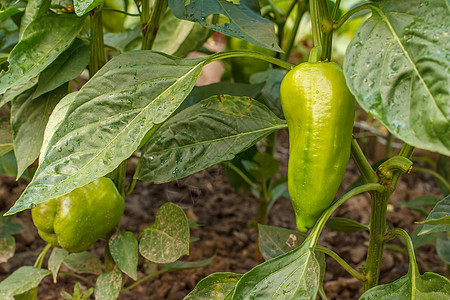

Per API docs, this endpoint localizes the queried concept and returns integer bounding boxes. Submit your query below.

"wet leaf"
[139,203,189,263]
[73,0,104,16]
[109,231,138,280]
[0,14,85,94]
[344,0,450,155]
[168,0,281,51]
[0,266,50,299]
[7,52,207,215]
[136,95,286,183]
[184,273,242,300]
[19,0,51,39]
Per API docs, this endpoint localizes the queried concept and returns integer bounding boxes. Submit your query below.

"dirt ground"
[0,128,445,300]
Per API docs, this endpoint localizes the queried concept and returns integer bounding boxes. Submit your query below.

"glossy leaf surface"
[184,273,242,300]
[258,224,306,260]
[344,0,450,155]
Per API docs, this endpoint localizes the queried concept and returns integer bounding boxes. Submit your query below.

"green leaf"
[0,7,24,21]
[410,225,438,249]
[398,195,440,216]
[257,224,306,261]
[74,0,104,16]
[139,202,189,264]
[153,9,211,58]
[436,155,450,196]
[48,248,68,283]
[34,39,90,98]
[0,215,23,238]
[184,272,242,300]
[0,78,37,108]
[232,235,320,299]
[0,14,85,94]
[0,117,13,157]
[94,266,122,300]
[249,152,279,181]
[162,255,215,272]
[103,26,141,53]
[168,0,281,52]
[325,217,370,233]
[344,0,450,155]
[135,95,286,184]
[6,52,207,215]
[0,266,50,299]
[0,151,19,178]
[108,231,138,281]
[436,233,450,264]
[417,194,450,235]
[63,252,102,275]
[11,85,67,179]
[249,69,287,120]
[359,271,450,299]
[0,236,15,263]
[19,0,51,39]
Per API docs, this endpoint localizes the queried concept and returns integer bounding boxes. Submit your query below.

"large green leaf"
[135,95,286,183]
[0,266,50,299]
[0,14,85,94]
[63,252,102,275]
[74,0,104,16]
[168,0,281,51]
[231,235,320,299]
[344,0,450,155]
[184,273,242,300]
[19,0,51,39]
[139,203,189,264]
[153,9,212,58]
[34,39,90,98]
[11,85,67,179]
[6,51,207,215]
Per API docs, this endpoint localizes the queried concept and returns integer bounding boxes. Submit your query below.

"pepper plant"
[0,0,449,299]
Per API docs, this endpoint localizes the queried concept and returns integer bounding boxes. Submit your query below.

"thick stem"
[351,138,378,184]
[309,0,333,61]
[141,0,167,50]
[89,5,106,77]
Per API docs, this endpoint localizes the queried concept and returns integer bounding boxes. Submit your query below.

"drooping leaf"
[0,236,15,263]
[168,0,281,51]
[63,252,102,275]
[47,247,68,283]
[109,231,138,280]
[325,217,370,232]
[398,195,440,216]
[11,85,67,179]
[257,224,306,261]
[139,202,189,264]
[0,215,23,238]
[0,117,13,157]
[162,255,215,272]
[34,39,90,98]
[410,225,438,249]
[73,0,104,16]
[6,51,208,215]
[135,95,286,183]
[0,7,24,21]
[232,235,320,299]
[0,266,50,299]
[94,266,122,300]
[344,0,450,155]
[184,273,242,300]
[19,0,51,39]
[0,13,85,94]
[153,9,212,58]
[417,194,450,235]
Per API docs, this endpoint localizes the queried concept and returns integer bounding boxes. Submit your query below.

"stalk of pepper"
[31,177,124,253]
[280,62,355,232]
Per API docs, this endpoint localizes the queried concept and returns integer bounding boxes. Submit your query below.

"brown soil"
[0,129,445,300]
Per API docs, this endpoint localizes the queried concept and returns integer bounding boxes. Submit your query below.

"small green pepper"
[31,177,124,253]
[280,62,355,232]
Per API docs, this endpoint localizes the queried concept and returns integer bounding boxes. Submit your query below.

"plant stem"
[282,0,308,61]
[221,162,258,190]
[122,269,167,292]
[363,144,414,290]
[333,3,372,30]
[104,231,115,273]
[115,160,127,198]
[208,50,294,70]
[34,243,52,268]
[141,0,167,50]
[316,245,366,281]
[351,138,378,183]
[89,5,106,77]
[309,0,333,61]
[411,166,450,191]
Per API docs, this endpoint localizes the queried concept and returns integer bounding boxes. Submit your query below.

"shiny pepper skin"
[31,177,124,253]
[280,62,355,232]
